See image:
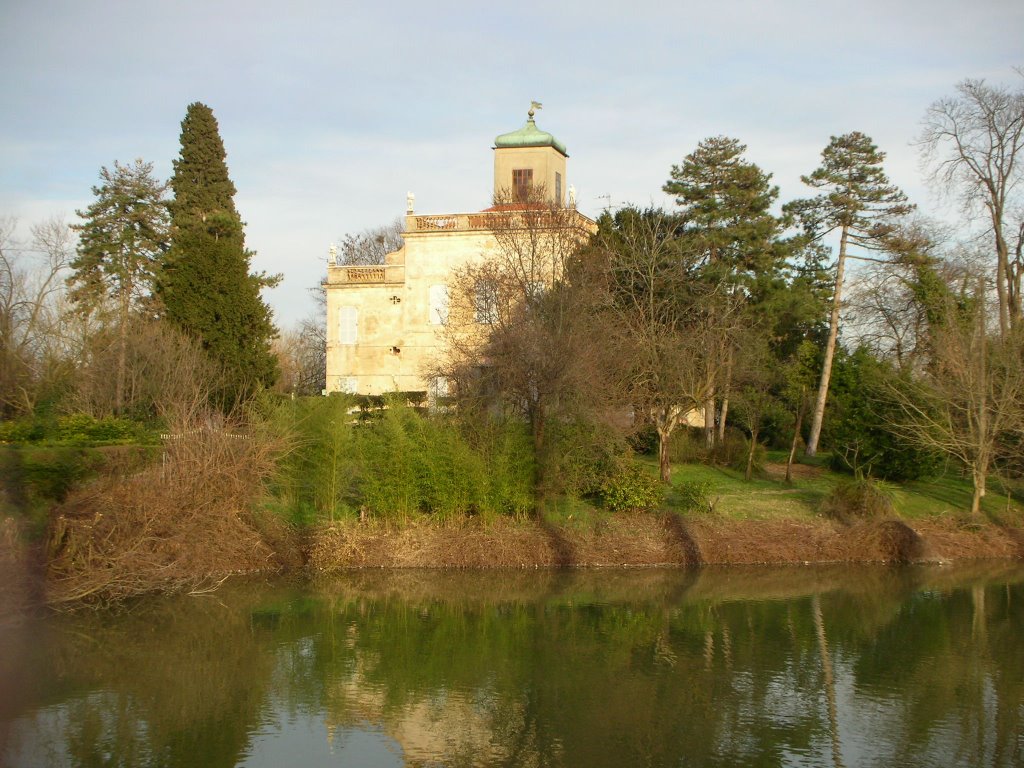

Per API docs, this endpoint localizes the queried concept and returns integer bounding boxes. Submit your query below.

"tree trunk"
[971,281,988,519]
[971,464,987,517]
[116,292,128,415]
[806,226,849,457]
[786,402,804,484]
[718,347,734,443]
[658,428,672,484]
[704,394,716,449]
[654,405,681,484]
[744,427,758,481]
[992,214,1011,338]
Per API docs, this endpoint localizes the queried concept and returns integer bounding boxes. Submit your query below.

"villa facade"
[323,109,595,397]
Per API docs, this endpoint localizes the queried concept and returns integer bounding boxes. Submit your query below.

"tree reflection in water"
[2,564,1022,767]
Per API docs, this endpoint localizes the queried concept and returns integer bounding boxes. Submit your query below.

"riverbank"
[306,510,1024,571]
[307,459,1024,570]
[3,453,1023,611]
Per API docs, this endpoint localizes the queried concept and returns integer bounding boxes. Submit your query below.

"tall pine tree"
[664,137,784,444]
[71,159,170,414]
[158,102,278,407]
[784,132,913,456]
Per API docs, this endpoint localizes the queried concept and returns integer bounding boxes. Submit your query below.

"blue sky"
[1,0,1021,327]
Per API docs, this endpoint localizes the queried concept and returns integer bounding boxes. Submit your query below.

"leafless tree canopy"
[845,217,961,373]
[438,186,617,497]
[918,72,1024,336]
[592,207,723,482]
[337,218,405,266]
[0,217,76,417]
[885,271,1024,516]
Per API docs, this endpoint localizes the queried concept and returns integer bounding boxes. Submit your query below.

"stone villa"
[323,107,596,397]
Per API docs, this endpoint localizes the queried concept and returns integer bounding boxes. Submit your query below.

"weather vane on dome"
[529,101,543,119]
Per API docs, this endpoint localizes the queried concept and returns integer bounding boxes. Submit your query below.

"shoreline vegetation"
[2,421,1022,613]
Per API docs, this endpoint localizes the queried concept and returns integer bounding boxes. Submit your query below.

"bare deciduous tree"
[846,218,958,372]
[67,319,225,423]
[919,72,1024,336]
[440,187,609,498]
[888,272,1024,516]
[0,217,75,417]
[336,218,405,266]
[595,207,723,483]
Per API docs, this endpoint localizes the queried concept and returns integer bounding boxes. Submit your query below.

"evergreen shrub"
[675,480,712,512]
[708,428,748,469]
[543,419,623,499]
[824,348,942,481]
[668,427,707,464]
[598,463,665,513]
[820,476,895,522]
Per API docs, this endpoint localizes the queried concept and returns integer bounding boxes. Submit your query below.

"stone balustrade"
[405,209,595,234]
[325,264,405,285]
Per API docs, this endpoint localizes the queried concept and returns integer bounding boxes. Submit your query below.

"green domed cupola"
[494,103,568,157]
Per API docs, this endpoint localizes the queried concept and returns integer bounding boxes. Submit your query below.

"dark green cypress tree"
[158,102,278,407]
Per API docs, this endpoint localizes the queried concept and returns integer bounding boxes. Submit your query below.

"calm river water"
[1,564,1022,767]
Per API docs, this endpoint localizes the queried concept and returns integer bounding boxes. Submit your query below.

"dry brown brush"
[45,416,290,606]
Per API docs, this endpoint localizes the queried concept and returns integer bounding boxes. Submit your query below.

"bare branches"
[336,218,405,266]
[884,272,1024,515]
[919,73,1024,335]
[0,217,75,417]
[594,207,726,482]
[438,186,609,498]
[46,413,287,606]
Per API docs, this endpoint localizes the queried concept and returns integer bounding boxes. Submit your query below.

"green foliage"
[157,102,278,408]
[598,462,665,513]
[269,395,360,522]
[355,404,533,522]
[709,428,751,469]
[541,418,623,499]
[824,348,942,481]
[675,479,713,512]
[627,426,659,456]
[272,398,534,525]
[54,414,147,443]
[821,475,895,522]
[663,136,782,281]
[0,414,152,445]
[0,418,46,443]
[784,132,914,240]
[70,159,169,314]
[668,428,708,464]
[0,445,156,539]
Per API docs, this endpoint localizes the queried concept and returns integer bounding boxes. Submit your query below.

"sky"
[1,0,1021,329]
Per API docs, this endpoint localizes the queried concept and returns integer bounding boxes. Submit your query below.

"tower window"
[555,172,562,204]
[512,168,533,200]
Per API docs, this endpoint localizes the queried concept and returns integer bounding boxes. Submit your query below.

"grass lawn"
[637,452,1024,526]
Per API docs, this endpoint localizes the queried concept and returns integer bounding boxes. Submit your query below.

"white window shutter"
[339,306,358,345]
